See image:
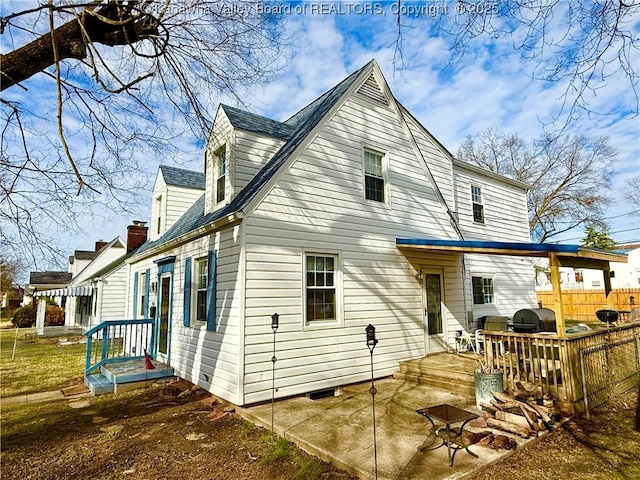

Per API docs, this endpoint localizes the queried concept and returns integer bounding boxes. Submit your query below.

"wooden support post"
[548,253,566,338]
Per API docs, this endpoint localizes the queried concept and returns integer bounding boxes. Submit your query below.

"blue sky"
[2,1,639,271]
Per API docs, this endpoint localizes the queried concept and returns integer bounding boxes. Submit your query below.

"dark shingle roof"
[159,165,205,190]
[136,62,370,256]
[74,250,99,261]
[29,271,72,285]
[220,105,295,140]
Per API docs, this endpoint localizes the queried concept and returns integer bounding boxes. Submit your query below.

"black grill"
[512,308,556,333]
[595,309,619,324]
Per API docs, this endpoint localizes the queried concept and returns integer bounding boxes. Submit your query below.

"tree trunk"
[1,21,86,90]
[1,9,158,91]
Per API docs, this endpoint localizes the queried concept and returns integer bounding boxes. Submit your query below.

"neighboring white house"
[536,244,640,291]
[32,222,151,331]
[125,60,537,406]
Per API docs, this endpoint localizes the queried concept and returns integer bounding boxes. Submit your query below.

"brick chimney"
[95,240,108,252]
[127,220,148,253]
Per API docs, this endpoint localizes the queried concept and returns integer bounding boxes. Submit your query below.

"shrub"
[11,305,36,328]
[44,305,65,326]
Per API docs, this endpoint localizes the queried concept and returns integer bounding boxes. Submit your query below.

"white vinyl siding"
[242,91,462,403]
[150,170,204,241]
[234,130,285,191]
[128,225,243,404]
[94,266,128,323]
[401,108,455,209]
[454,166,530,242]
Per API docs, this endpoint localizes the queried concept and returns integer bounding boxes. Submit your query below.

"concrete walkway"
[1,385,91,406]
[241,378,535,480]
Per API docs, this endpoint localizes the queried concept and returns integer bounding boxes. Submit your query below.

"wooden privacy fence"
[483,321,640,415]
[536,288,640,322]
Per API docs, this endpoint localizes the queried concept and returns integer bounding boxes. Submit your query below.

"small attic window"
[155,195,162,234]
[215,146,226,204]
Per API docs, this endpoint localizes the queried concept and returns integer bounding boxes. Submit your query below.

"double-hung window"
[471,185,484,223]
[215,147,226,204]
[305,254,337,323]
[364,148,385,203]
[472,275,494,305]
[195,257,208,323]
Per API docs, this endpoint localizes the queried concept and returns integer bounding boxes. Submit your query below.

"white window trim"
[302,250,343,330]
[215,146,227,205]
[192,256,208,326]
[154,195,163,235]
[471,273,496,306]
[471,184,484,224]
[361,144,390,206]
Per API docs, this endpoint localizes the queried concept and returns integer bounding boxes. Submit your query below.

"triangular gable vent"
[356,73,389,106]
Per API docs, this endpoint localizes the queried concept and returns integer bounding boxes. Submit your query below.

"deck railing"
[84,319,156,376]
[483,322,640,414]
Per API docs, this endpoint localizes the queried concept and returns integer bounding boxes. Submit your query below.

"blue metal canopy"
[395,238,627,263]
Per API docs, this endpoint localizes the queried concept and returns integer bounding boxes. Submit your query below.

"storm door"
[424,271,445,353]
[158,275,171,355]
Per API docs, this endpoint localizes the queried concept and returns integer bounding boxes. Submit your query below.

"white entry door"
[424,271,445,353]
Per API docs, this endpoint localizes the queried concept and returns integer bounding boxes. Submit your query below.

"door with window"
[424,271,445,353]
[158,275,171,356]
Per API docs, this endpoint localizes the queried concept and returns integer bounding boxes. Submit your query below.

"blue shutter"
[143,268,150,318]
[132,272,139,318]
[183,257,192,327]
[206,250,217,331]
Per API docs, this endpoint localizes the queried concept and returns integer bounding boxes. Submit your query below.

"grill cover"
[512,308,556,333]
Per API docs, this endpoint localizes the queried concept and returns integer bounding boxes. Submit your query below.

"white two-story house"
[125,60,536,406]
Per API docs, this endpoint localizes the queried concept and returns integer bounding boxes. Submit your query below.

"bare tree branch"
[457,128,616,242]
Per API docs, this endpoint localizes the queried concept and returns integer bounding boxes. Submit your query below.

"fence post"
[11,327,19,360]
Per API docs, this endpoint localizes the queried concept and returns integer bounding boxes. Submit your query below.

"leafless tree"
[393,0,639,123]
[622,174,640,210]
[457,128,616,242]
[1,1,288,268]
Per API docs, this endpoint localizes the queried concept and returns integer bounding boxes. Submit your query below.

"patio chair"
[474,316,509,353]
[455,330,478,354]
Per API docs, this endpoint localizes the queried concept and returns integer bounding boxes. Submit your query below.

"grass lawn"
[0,328,85,398]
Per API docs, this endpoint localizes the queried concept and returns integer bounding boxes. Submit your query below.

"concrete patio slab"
[240,378,534,480]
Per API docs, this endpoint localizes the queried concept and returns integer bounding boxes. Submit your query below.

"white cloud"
[3,3,639,267]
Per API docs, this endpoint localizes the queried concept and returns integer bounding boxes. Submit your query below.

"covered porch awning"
[396,238,628,337]
[34,285,94,297]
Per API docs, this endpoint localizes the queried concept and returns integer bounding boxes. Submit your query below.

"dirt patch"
[2,382,639,480]
[470,389,640,480]
[1,382,355,480]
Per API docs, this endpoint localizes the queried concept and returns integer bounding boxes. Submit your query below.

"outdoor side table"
[416,404,479,467]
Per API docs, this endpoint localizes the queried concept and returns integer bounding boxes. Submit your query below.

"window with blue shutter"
[206,250,217,331]
[143,268,150,317]
[132,272,139,318]
[183,257,192,327]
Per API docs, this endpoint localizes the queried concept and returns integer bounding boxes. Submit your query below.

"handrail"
[84,318,156,376]
[482,322,640,413]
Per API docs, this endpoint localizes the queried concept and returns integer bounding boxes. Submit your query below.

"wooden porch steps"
[393,353,479,397]
[85,358,175,396]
